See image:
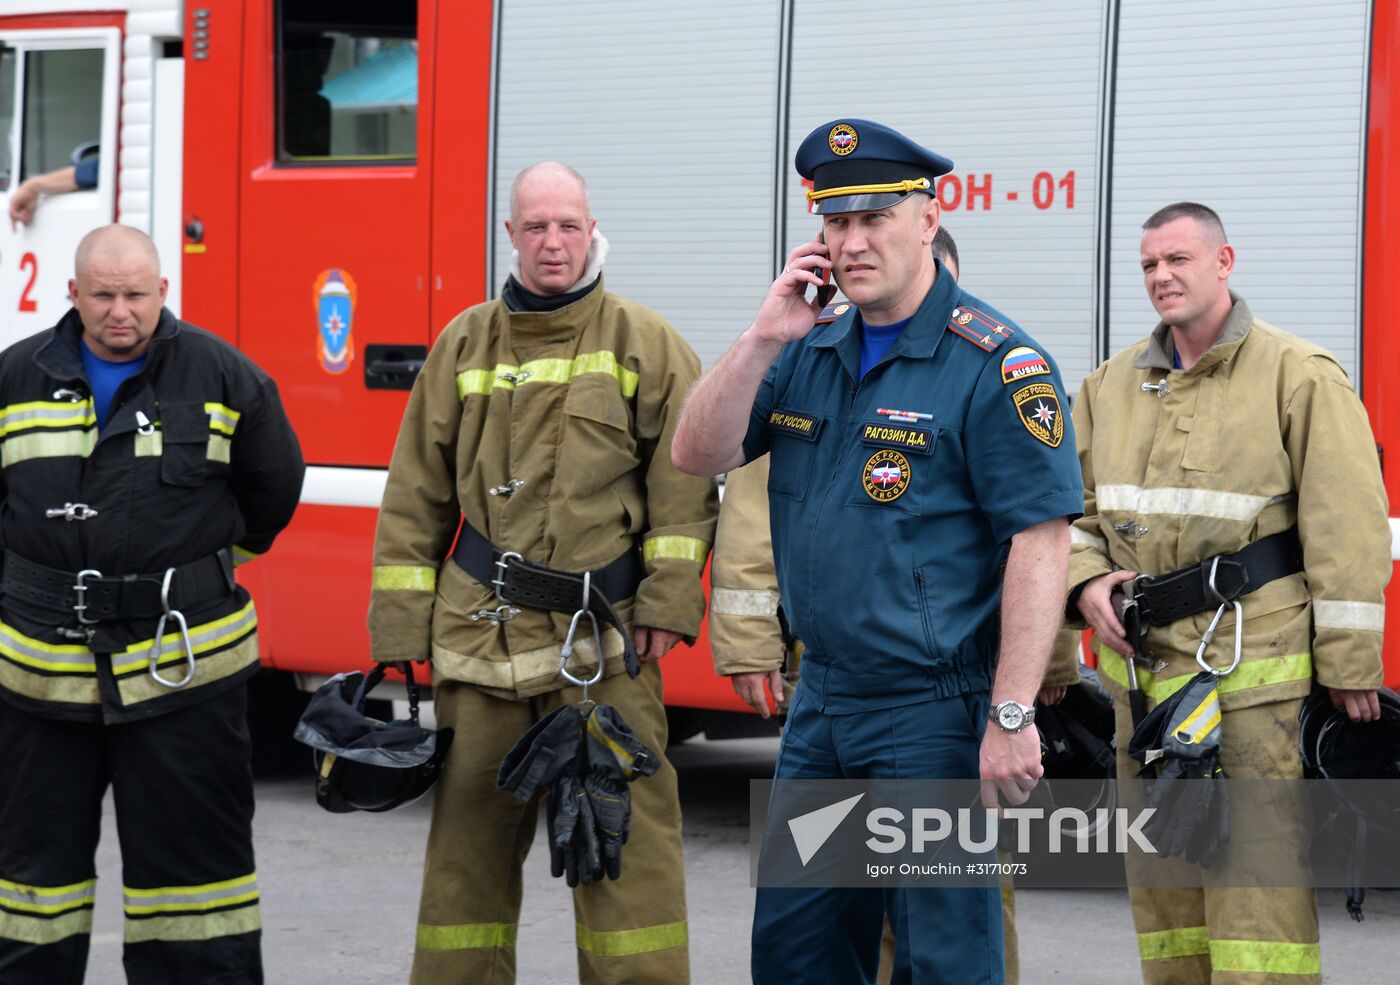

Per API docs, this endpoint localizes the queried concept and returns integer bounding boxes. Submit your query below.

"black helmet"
[1033,665,1118,832]
[1300,686,1400,783]
[293,662,454,813]
[1297,686,1400,920]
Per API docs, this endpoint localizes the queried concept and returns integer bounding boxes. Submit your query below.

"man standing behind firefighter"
[368,161,717,985]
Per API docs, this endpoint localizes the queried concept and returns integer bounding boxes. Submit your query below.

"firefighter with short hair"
[369,161,717,985]
[1068,202,1390,984]
[0,224,304,984]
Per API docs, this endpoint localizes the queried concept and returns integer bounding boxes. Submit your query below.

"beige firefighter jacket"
[368,279,718,699]
[709,456,787,677]
[1068,293,1390,712]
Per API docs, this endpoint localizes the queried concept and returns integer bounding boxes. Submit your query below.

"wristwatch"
[989,700,1036,734]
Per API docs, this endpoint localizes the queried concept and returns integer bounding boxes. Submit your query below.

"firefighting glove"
[548,771,603,886]
[496,705,586,803]
[582,704,662,880]
[1128,671,1230,867]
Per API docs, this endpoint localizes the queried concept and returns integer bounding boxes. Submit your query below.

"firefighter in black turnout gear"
[0,225,304,984]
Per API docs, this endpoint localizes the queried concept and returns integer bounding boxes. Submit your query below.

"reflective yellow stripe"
[110,601,257,674]
[132,432,231,463]
[2,428,97,466]
[710,586,780,617]
[575,920,687,957]
[0,876,96,914]
[0,620,96,674]
[1209,939,1321,975]
[642,536,709,565]
[0,400,96,436]
[1097,644,1311,704]
[124,873,259,916]
[1096,484,1281,522]
[203,402,241,436]
[455,351,639,400]
[806,177,931,202]
[134,431,161,457]
[232,545,260,567]
[1174,689,1221,744]
[456,366,508,398]
[416,922,518,950]
[115,632,259,707]
[373,565,437,591]
[0,905,94,945]
[124,904,261,943]
[1138,925,1209,961]
[1313,599,1385,633]
[569,351,639,398]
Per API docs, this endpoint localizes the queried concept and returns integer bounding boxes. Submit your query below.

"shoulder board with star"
[946,305,1015,352]
[815,301,854,326]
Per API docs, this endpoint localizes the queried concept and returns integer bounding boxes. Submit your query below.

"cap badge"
[829,123,858,156]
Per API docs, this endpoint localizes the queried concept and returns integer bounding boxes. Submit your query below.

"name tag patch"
[861,449,912,503]
[768,409,822,441]
[860,422,934,455]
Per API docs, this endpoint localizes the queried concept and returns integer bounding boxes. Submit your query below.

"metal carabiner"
[1194,556,1242,677]
[559,571,605,703]
[149,567,196,689]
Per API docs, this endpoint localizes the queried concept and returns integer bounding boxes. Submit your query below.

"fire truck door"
[0,27,120,350]
[236,0,435,467]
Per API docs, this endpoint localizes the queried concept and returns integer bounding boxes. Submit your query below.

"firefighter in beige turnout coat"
[1068,203,1389,985]
[369,163,717,985]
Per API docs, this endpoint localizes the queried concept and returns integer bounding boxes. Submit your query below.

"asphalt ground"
[82,736,1399,984]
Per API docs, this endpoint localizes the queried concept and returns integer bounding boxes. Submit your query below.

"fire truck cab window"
[19,48,103,183]
[278,0,418,164]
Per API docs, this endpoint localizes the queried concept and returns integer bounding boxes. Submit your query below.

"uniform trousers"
[410,661,688,985]
[0,686,262,985]
[1116,696,1318,985]
[752,681,1003,985]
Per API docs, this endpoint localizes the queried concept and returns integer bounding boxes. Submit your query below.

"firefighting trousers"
[411,662,687,985]
[0,685,262,985]
[751,682,1003,985]
[1115,695,1318,985]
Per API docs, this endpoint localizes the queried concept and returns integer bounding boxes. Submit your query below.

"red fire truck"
[2,0,1398,732]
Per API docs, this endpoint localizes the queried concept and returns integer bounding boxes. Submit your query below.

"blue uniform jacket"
[742,265,1083,712]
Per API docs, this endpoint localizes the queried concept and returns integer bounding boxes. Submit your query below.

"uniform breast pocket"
[1179,378,1222,473]
[765,411,827,501]
[843,423,939,516]
[561,376,638,483]
[159,402,211,488]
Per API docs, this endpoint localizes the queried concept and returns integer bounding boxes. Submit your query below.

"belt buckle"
[72,568,103,625]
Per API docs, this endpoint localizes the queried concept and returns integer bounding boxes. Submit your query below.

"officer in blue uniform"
[673,119,1083,984]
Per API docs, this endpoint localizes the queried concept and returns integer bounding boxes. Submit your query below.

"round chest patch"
[862,449,911,502]
[829,123,858,156]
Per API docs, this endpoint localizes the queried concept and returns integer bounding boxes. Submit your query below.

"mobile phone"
[815,232,835,307]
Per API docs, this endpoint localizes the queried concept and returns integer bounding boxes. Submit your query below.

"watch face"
[997,703,1024,730]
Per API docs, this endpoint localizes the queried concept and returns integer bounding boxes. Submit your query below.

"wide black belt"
[451,522,642,677]
[1,548,237,623]
[1127,528,1303,629]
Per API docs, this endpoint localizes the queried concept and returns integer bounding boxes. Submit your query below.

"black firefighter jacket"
[0,308,304,723]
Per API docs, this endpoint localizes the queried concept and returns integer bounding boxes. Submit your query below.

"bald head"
[75,224,162,280]
[509,162,591,225]
[505,162,597,296]
[69,224,168,362]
